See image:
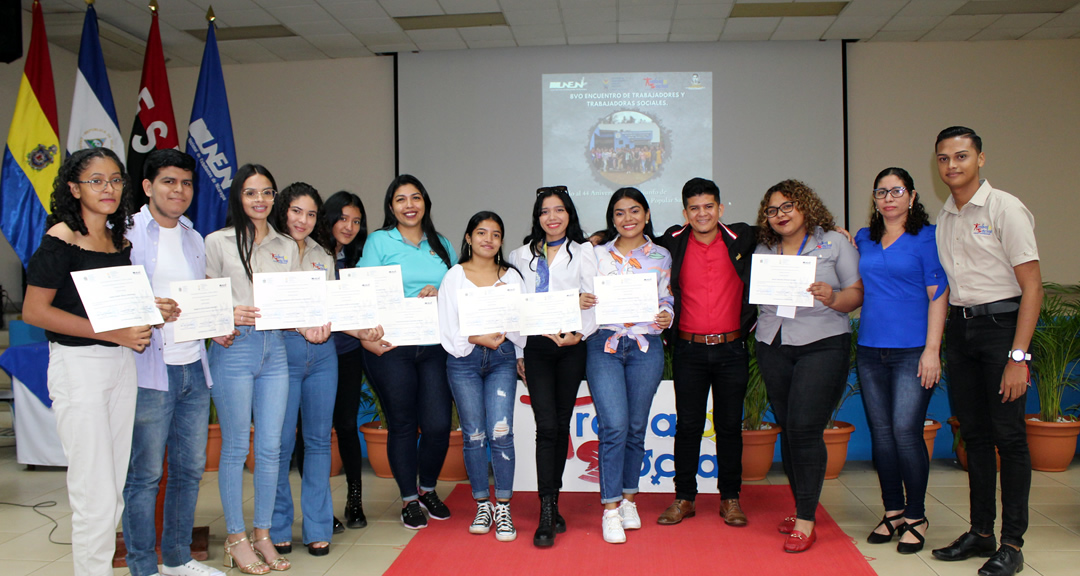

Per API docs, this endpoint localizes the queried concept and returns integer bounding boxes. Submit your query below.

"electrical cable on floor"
[0,500,71,545]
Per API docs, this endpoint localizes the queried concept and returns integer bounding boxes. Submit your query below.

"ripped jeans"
[446,340,518,500]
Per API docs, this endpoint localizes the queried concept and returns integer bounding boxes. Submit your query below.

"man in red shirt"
[654,178,757,527]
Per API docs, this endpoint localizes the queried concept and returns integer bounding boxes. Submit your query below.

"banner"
[66,4,124,162]
[127,4,178,191]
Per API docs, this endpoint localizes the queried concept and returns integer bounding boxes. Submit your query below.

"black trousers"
[524,336,587,497]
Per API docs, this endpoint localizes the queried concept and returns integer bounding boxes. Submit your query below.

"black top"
[26,234,132,347]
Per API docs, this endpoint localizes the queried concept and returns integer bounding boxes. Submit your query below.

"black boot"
[344,481,367,529]
[534,494,557,547]
[554,492,566,534]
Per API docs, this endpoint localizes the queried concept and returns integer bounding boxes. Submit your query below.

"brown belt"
[678,329,742,345]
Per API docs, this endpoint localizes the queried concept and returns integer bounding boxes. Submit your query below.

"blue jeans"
[122,361,210,576]
[585,332,664,504]
[209,326,289,535]
[857,345,933,520]
[271,332,338,545]
[446,341,518,501]
[362,344,452,501]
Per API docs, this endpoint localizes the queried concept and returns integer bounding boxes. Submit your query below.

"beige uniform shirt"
[296,236,335,281]
[205,225,300,307]
[936,179,1038,307]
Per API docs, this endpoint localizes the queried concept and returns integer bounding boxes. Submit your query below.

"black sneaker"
[401,500,428,530]
[418,491,451,520]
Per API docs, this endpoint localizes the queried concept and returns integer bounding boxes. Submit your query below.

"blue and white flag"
[66,4,124,162]
[186,18,236,235]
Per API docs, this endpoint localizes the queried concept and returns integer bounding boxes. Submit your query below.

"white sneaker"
[161,560,226,576]
[603,509,626,544]
[619,499,641,530]
[493,502,517,542]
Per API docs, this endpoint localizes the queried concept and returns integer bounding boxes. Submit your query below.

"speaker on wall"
[1,2,24,64]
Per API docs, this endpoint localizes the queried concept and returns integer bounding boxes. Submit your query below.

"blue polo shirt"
[855,225,947,348]
[357,227,457,297]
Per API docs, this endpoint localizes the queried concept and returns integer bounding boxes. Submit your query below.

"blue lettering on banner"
[651,413,676,437]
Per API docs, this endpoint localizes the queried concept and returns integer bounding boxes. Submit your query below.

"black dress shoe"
[978,545,1024,576]
[332,516,345,534]
[932,531,997,561]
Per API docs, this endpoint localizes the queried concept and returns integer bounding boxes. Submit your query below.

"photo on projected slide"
[542,72,712,234]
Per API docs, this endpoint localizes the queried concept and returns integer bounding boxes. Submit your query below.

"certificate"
[748,254,816,307]
[71,265,161,332]
[325,279,378,331]
[253,271,327,330]
[458,284,520,337]
[381,297,440,346]
[518,289,582,336]
[170,278,234,342]
[339,265,405,314]
[593,273,659,325]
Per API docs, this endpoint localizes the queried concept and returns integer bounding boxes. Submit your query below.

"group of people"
[590,144,664,174]
[23,125,1039,576]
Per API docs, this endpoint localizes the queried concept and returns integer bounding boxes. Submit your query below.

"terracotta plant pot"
[741,423,781,481]
[245,427,256,472]
[1025,414,1080,472]
[438,430,467,481]
[205,424,222,472]
[359,422,392,478]
[329,428,343,477]
[824,421,855,480]
[948,416,1000,471]
[924,419,942,459]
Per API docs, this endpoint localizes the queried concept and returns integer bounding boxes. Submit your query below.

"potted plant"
[357,378,393,478]
[742,335,781,481]
[1026,283,1080,472]
[823,318,859,479]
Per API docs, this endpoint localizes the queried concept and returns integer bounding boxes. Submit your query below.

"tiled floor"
[0,436,1076,576]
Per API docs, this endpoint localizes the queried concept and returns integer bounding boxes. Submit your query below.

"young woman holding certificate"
[437,211,526,541]
[753,179,862,553]
[357,174,457,530]
[24,148,172,576]
[583,187,674,545]
[506,186,598,547]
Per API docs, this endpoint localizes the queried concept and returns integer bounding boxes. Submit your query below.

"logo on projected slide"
[643,77,670,90]
[587,110,670,187]
[549,77,587,91]
[602,77,630,91]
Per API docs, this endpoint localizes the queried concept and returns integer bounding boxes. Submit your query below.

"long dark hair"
[48,147,134,251]
[272,182,332,255]
[596,187,655,245]
[458,211,520,279]
[322,191,367,267]
[225,163,277,282]
[867,167,931,243]
[380,174,452,268]
[523,187,587,270]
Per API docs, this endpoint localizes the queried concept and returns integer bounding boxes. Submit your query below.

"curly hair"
[867,167,931,243]
[756,179,836,247]
[272,182,332,255]
[47,147,134,250]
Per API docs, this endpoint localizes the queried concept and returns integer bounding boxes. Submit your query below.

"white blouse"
[438,264,528,358]
[507,241,598,338]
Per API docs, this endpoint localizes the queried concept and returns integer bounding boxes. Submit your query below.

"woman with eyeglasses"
[357,174,457,530]
[754,179,863,553]
[583,187,674,545]
[205,165,328,573]
[507,186,598,547]
[856,168,948,554]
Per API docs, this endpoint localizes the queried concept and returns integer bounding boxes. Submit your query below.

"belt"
[678,329,741,345]
[951,298,1021,320]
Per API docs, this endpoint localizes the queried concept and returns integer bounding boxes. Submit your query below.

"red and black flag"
[127,1,178,195]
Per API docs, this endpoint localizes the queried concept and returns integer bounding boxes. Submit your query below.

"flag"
[186,17,236,235]
[127,3,178,191]
[0,0,59,267]
[66,4,125,163]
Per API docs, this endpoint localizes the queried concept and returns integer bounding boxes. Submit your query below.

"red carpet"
[385,485,875,576]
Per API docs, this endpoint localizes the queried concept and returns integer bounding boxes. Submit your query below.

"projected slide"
[542,72,712,234]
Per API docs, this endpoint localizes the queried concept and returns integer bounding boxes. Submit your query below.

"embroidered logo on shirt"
[973,223,992,235]
[312,262,327,271]
[271,253,288,264]
[815,241,833,250]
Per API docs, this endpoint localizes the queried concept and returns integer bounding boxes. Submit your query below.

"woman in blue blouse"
[357,175,457,530]
[855,168,948,554]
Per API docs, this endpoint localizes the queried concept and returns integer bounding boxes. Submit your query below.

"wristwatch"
[1008,349,1031,363]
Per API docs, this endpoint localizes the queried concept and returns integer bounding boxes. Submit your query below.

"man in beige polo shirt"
[929,126,1042,576]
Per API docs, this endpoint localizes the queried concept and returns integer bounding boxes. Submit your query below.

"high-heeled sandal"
[224,535,270,575]
[867,512,906,544]
[252,533,292,571]
[897,518,929,554]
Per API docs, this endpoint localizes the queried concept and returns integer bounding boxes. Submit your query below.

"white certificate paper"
[458,284,520,337]
[339,265,405,314]
[253,271,327,330]
[518,290,582,336]
[381,297,440,346]
[748,254,817,307]
[71,265,161,333]
[593,273,659,325]
[170,278,234,342]
[325,279,378,331]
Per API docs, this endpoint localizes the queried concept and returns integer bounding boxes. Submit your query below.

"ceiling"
[23,0,1080,70]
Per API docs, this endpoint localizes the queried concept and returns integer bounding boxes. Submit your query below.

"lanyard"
[780,234,809,256]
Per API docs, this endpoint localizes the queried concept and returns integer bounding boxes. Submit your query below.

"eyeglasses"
[872,186,908,199]
[76,177,124,192]
[764,201,796,219]
[537,185,568,196]
[242,188,277,199]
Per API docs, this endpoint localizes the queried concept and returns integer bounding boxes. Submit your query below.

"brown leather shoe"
[719,498,748,527]
[657,499,696,525]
